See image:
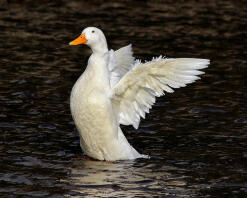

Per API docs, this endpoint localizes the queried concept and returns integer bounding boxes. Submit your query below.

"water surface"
[0,0,246,197]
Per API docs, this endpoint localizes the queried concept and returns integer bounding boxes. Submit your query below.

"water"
[0,0,246,197]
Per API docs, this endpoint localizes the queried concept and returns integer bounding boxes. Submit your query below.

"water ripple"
[0,0,246,197]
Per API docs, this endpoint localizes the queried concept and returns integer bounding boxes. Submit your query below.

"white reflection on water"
[63,159,192,197]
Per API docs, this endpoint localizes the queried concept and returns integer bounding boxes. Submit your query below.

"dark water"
[0,0,247,197]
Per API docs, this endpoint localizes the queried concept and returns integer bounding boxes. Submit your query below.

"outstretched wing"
[110,57,210,129]
[108,45,134,88]
[115,44,134,75]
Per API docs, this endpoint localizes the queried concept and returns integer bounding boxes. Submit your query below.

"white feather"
[108,45,135,88]
[111,58,210,128]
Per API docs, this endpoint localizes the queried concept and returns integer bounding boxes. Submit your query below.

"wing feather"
[108,45,135,88]
[115,44,135,75]
[111,58,210,129]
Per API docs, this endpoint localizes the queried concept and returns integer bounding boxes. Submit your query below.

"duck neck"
[87,50,110,89]
[90,39,108,55]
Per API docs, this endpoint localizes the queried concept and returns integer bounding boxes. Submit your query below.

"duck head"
[69,27,108,54]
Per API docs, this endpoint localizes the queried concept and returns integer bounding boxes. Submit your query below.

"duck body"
[70,40,144,160]
[69,27,209,161]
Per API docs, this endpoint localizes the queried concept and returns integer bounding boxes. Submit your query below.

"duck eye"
[92,30,95,33]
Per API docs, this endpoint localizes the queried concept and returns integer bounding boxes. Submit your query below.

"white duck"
[69,27,209,161]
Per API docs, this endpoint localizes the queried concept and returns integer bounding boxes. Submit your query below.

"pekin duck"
[69,27,209,161]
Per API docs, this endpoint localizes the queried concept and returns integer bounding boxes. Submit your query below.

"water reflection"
[64,159,194,197]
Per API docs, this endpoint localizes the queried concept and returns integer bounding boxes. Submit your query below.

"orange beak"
[69,33,88,45]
